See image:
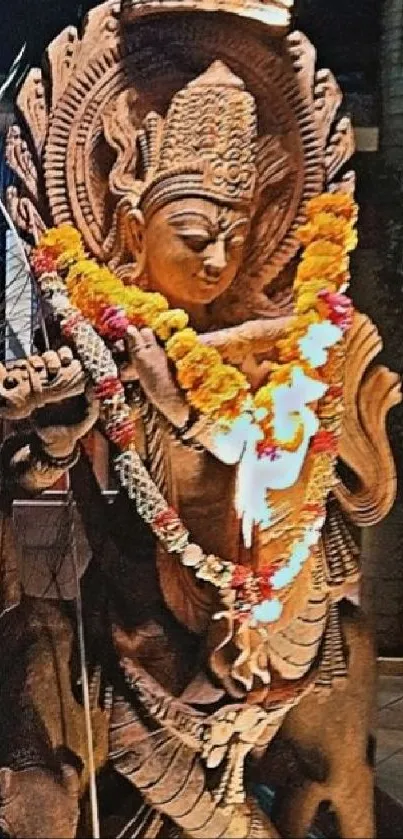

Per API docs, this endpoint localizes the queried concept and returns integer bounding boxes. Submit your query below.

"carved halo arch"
[9,0,354,312]
[43,8,323,282]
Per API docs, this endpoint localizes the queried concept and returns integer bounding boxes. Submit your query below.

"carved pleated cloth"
[323,495,361,589]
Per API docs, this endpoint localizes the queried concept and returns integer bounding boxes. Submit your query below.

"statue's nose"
[204,239,227,278]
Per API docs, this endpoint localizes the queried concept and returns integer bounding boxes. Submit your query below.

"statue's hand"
[122,327,189,428]
[0,348,85,420]
[34,391,100,458]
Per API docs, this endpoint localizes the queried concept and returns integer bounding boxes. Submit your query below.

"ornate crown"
[121,0,294,31]
[140,61,258,219]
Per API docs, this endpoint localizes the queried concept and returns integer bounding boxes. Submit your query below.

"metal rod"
[67,482,100,839]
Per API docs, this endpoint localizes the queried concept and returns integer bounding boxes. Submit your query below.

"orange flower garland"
[32,191,357,459]
[30,191,358,628]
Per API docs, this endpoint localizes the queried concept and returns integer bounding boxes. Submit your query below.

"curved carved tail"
[335,312,401,526]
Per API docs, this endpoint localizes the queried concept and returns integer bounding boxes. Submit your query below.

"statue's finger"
[42,350,61,380]
[27,354,47,394]
[7,359,27,371]
[139,327,156,349]
[28,354,45,373]
[126,326,145,353]
[58,346,74,367]
[7,360,30,382]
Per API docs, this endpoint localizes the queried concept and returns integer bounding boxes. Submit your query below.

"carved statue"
[1,0,400,837]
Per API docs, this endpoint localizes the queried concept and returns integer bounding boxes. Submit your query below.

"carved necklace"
[31,191,357,629]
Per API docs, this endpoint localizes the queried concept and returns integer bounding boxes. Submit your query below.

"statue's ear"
[127,208,146,255]
[0,767,14,799]
[125,206,147,281]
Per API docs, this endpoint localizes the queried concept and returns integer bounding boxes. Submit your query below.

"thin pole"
[67,480,100,839]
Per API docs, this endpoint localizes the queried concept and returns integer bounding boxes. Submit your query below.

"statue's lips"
[195,276,224,300]
[197,274,221,287]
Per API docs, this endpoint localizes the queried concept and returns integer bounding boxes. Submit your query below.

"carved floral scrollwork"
[5,126,39,203]
[16,68,48,158]
[47,27,80,110]
[6,186,46,242]
[313,69,342,148]
[325,116,356,185]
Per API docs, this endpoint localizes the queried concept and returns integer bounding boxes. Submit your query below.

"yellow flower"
[272,358,317,387]
[296,278,339,314]
[56,247,85,270]
[254,383,275,411]
[297,212,358,252]
[295,280,339,319]
[67,259,105,285]
[151,309,189,341]
[219,393,249,423]
[166,328,199,361]
[302,240,347,262]
[209,364,248,398]
[189,364,248,414]
[276,334,301,363]
[305,192,358,223]
[176,345,222,390]
[124,287,167,310]
[126,294,169,326]
[40,224,84,255]
[295,257,349,290]
[295,291,320,314]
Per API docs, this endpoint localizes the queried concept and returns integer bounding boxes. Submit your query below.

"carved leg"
[332,764,375,839]
[275,783,322,839]
[276,768,375,839]
[257,604,376,839]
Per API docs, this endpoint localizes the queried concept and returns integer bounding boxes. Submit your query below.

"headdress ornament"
[139,61,258,219]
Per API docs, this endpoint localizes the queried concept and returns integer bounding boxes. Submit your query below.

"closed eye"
[180,234,210,253]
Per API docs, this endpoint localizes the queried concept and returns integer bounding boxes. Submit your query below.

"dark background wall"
[0,0,381,88]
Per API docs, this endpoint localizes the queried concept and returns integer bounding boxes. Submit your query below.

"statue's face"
[143,198,250,307]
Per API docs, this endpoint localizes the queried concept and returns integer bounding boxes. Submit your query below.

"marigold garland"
[31,191,358,627]
[33,192,356,457]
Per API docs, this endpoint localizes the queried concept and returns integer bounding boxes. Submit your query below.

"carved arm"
[198,316,292,363]
[0,350,99,497]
